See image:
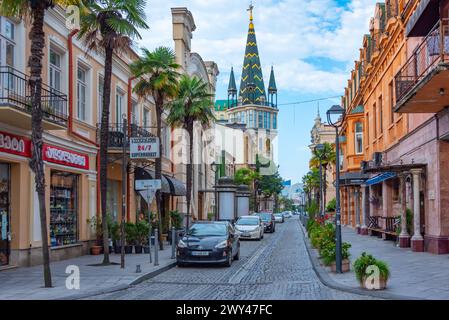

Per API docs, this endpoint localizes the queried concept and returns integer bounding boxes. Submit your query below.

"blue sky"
[138,0,378,184]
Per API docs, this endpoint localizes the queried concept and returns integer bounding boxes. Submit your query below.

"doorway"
[0,163,10,266]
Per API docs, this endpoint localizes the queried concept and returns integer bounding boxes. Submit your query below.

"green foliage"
[309,222,336,251]
[307,219,320,234]
[280,197,295,212]
[170,211,184,229]
[207,212,215,221]
[110,221,120,242]
[396,209,414,236]
[321,242,351,266]
[310,142,336,169]
[234,168,258,186]
[326,198,336,212]
[258,170,284,198]
[87,214,114,240]
[306,200,319,220]
[124,222,137,245]
[353,252,390,283]
[135,220,150,245]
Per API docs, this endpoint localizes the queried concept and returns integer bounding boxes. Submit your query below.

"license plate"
[243,232,250,236]
[191,251,209,256]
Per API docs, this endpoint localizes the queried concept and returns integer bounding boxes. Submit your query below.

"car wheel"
[225,249,232,267]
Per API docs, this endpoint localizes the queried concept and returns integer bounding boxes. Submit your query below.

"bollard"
[171,227,176,259]
[154,228,159,266]
[136,264,141,273]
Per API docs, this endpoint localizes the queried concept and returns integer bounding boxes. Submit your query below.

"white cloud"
[137,0,378,95]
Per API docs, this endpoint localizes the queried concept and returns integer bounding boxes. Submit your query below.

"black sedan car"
[176,221,240,267]
[255,212,276,233]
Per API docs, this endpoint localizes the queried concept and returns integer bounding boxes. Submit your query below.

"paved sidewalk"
[306,225,449,300]
[0,243,177,300]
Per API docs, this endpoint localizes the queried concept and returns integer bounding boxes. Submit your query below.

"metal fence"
[0,66,68,125]
[97,123,156,148]
[395,20,449,103]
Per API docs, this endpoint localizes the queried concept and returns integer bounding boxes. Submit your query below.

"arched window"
[355,122,363,154]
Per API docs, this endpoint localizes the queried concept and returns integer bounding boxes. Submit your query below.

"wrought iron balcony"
[97,123,156,149]
[394,19,449,113]
[0,66,68,129]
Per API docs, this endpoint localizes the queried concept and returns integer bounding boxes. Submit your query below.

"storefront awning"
[134,167,186,196]
[339,172,370,186]
[365,172,396,186]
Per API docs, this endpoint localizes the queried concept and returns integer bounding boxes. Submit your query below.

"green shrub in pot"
[353,252,390,290]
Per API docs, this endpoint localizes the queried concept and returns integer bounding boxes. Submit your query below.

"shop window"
[131,100,139,125]
[0,163,10,266]
[49,49,64,115]
[50,171,79,247]
[116,88,125,123]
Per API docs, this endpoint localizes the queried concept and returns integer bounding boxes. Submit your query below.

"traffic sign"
[130,137,160,159]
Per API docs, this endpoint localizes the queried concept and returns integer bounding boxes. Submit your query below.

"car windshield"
[274,214,282,217]
[257,213,272,221]
[236,218,259,226]
[187,223,227,237]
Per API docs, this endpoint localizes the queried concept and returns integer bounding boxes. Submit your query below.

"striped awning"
[365,172,396,186]
[134,167,186,196]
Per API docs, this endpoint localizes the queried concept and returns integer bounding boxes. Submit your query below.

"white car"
[235,216,264,240]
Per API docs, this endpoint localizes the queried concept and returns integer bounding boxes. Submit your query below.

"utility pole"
[120,116,128,269]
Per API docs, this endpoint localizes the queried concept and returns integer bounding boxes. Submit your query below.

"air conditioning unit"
[373,152,383,166]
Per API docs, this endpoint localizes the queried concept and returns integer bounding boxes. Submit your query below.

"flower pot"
[143,246,150,254]
[125,245,133,254]
[360,276,388,290]
[90,245,102,255]
[331,259,350,273]
[134,245,143,254]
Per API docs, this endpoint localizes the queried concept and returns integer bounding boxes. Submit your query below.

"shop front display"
[0,163,10,265]
[50,171,79,247]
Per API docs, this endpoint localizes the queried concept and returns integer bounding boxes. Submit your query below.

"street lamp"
[315,143,325,218]
[326,104,345,274]
[211,162,220,221]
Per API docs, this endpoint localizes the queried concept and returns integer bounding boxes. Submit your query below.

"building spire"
[239,3,266,105]
[268,66,277,93]
[228,67,237,93]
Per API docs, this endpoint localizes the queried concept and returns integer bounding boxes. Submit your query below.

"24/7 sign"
[130,137,160,159]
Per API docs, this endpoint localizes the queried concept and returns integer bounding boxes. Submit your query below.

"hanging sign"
[43,144,89,170]
[0,130,32,158]
[130,137,160,159]
[139,189,157,205]
[135,179,162,191]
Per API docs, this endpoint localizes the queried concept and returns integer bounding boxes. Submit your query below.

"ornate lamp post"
[211,162,220,221]
[326,105,345,274]
[315,143,325,218]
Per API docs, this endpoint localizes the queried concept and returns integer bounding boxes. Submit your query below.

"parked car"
[283,211,293,218]
[176,221,240,267]
[274,213,284,223]
[235,216,264,240]
[255,212,276,233]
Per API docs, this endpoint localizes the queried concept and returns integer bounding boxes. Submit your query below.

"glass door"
[0,163,10,266]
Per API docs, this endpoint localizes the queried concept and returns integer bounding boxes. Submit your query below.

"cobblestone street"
[90,218,373,300]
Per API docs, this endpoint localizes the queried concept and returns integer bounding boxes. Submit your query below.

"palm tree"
[167,75,215,231]
[302,169,320,207]
[310,142,336,210]
[0,0,81,288]
[78,0,148,264]
[130,47,180,249]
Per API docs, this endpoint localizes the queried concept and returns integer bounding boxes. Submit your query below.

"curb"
[297,220,422,301]
[60,261,177,300]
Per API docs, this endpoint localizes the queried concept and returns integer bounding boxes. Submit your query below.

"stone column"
[411,169,424,252]
[399,173,411,248]
[355,187,361,233]
[360,184,368,235]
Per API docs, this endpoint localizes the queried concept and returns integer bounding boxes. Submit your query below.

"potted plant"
[124,222,136,254]
[320,241,352,273]
[87,216,102,255]
[110,221,121,254]
[135,220,149,254]
[353,252,390,290]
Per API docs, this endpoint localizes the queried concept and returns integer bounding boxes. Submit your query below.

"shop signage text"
[43,145,89,170]
[0,131,32,158]
[130,137,160,159]
[135,179,162,191]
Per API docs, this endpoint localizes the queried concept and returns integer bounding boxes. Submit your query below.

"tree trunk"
[323,164,328,212]
[186,121,194,231]
[28,2,52,288]
[155,97,164,250]
[99,46,114,265]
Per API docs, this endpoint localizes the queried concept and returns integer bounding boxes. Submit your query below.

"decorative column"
[411,169,424,252]
[236,185,251,218]
[360,184,368,235]
[399,173,411,248]
[355,187,361,233]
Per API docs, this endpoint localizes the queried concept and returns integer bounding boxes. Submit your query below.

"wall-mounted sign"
[130,137,160,159]
[135,179,162,191]
[0,130,32,158]
[43,145,89,170]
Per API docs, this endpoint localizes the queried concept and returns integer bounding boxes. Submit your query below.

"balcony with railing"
[97,123,156,149]
[0,66,68,130]
[394,19,449,113]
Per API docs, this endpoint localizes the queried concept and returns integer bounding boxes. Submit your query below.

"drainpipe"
[126,77,136,222]
[67,29,101,217]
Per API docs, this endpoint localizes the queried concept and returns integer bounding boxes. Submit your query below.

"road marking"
[227,243,267,284]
